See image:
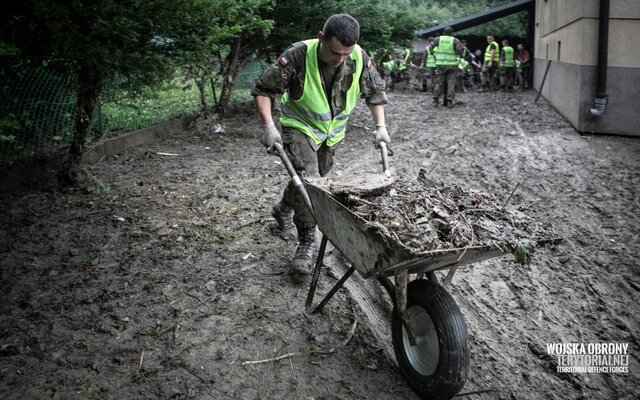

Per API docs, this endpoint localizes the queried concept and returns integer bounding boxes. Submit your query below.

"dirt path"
[1,90,638,399]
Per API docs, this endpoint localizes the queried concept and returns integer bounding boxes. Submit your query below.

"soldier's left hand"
[374,125,391,146]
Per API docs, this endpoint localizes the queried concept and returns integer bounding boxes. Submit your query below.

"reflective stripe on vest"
[434,36,458,66]
[502,46,515,67]
[458,58,469,70]
[485,41,500,62]
[279,39,363,147]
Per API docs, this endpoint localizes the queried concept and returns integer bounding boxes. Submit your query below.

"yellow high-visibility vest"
[485,41,500,62]
[280,39,363,147]
[502,46,515,68]
[435,36,458,67]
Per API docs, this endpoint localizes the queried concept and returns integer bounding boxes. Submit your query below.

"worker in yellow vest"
[480,34,500,92]
[252,14,389,274]
[427,26,465,108]
[499,39,516,92]
[410,36,436,92]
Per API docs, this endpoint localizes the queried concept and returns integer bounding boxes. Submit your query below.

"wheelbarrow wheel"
[392,279,469,400]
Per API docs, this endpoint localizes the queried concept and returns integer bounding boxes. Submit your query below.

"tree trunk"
[215,39,245,118]
[195,77,208,118]
[59,64,103,186]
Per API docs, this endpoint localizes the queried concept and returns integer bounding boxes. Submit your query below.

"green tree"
[212,0,274,117]
[2,0,262,182]
[261,0,421,63]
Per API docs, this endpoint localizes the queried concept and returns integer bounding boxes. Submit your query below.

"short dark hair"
[322,14,360,46]
[443,26,454,36]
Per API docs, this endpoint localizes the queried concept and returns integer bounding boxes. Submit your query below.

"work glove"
[261,123,282,152]
[374,125,391,146]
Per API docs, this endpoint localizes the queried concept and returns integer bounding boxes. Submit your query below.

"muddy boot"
[432,97,440,107]
[290,227,316,275]
[271,203,295,237]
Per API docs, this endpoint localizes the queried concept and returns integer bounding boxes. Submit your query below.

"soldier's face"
[318,32,355,67]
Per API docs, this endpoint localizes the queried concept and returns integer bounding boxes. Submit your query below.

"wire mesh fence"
[0,61,266,163]
[0,67,77,161]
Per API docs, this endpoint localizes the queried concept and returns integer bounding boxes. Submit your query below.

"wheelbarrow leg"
[305,235,328,313]
[310,265,356,315]
[304,233,356,315]
[395,269,418,346]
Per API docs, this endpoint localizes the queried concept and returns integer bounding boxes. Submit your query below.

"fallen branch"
[242,319,358,366]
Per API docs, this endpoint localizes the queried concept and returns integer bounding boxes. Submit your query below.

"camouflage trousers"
[279,129,336,229]
[434,66,458,101]
[500,67,516,91]
[420,68,436,92]
[481,63,499,89]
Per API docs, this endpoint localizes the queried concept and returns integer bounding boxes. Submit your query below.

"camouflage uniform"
[481,41,500,91]
[252,41,387,229]
[429,36,465,105]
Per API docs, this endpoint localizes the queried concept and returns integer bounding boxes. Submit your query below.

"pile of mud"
[335,169,559,262]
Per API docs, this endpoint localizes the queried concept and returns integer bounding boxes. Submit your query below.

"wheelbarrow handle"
[379,142,391,177]
[272,142,315,215]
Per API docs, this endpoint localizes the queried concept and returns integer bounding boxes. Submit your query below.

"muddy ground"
[1,88,639,400]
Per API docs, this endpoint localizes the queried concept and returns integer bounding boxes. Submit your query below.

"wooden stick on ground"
[500,182,521,213]
[242,320,358,366]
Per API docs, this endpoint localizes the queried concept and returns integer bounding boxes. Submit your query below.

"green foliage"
[514,239,534,265]
[99,77,209,133]
[345,0,423,51]
[263,0,421,59]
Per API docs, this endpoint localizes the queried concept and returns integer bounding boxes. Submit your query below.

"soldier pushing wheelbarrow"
[252,13,390,275]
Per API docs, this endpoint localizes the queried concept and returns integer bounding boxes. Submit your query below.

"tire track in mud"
[324,248,397,363]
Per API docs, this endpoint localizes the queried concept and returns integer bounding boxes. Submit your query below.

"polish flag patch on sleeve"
[279,56,288,66]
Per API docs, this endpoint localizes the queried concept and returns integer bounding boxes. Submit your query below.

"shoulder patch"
[279,56,288,66]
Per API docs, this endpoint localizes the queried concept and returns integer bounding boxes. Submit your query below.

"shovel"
[379,142,391,177]
[272,140,393,213]
[272,142,314,215]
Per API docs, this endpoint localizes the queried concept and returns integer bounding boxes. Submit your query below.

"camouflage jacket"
[252,41,388,118]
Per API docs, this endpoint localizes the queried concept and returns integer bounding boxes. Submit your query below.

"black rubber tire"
[392,279,469,400]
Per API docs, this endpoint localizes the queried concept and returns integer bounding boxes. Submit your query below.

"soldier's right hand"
[261,123,282,151]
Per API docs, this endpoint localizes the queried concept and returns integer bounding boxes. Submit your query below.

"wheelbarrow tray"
[306,182,549,279]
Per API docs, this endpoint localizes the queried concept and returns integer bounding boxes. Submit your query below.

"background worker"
[252,14,389,274]
[456,39,473,92]
[414,36,436,93]
[427,26,464,108]
[516,43,532,89]
[499,39,516,92]
[471,49,483,87]
[480,34,500,92]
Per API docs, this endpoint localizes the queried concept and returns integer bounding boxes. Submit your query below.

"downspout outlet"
[590,96,608,117]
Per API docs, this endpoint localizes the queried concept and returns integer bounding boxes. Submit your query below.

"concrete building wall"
[534,0,640,136]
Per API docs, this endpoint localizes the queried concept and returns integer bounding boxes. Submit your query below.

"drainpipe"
[590,0,609,117]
